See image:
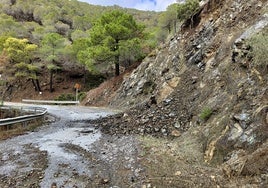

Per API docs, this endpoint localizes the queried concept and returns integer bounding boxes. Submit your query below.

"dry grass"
[138,127,226,187]
[0,118,43,140]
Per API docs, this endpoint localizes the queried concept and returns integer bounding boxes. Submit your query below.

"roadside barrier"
[0,106,47,126]
[22,99,79,105]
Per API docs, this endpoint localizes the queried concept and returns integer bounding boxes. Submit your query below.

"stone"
[167,77,181,88]
[157,83,174,103]
[51,182,57,188]
[233,113,251,129]
[228,123,243,141]
[234,113,251,122]
[169,112,176,118]
[174,171,182,176]
[161,128,167,134]
[101,178,109,184]
[174,122,181,129]
[171,130,181,137]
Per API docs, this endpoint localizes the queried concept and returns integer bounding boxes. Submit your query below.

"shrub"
[55,93,75,101]
[78,92,87,101]
[199,107,213,121]
[177,0,200,22]
[247,29,268,72]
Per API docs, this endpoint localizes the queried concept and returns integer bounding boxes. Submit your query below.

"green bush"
[199,107,213,121]
[247,29,268,72]
[55,93,75,101]
[177,0,200,22]
[78,92,87,101]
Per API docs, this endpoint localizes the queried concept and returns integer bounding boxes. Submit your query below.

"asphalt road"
[0,103,142,187]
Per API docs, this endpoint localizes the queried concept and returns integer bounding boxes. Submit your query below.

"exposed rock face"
[94,0,268,183]
[109,35,185,107]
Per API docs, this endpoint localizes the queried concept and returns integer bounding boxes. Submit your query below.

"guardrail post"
[22,121,27,128]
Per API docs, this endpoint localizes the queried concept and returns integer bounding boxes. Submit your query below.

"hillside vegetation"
[0,0,159,101]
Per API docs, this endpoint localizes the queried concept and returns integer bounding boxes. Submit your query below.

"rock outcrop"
[90,0,268,186]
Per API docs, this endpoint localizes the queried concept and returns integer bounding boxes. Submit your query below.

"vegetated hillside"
[87,0,268,187]
[0,0,159,101]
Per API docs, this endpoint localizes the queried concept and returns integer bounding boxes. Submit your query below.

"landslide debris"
[88,0,268,187]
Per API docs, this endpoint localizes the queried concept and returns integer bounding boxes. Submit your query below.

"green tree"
[177,0,200,27]
[158,4,178,34]
[0,14,23,37]
[39,33,66,92]
[3,37,41,91]
[119,38,144,68]
[88,10,145,76]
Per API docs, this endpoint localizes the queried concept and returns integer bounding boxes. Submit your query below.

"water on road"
[0,104,142,187]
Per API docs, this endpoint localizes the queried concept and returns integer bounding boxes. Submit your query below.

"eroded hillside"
[87,0,268,187]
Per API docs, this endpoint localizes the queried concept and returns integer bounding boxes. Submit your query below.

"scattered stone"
[174,171,182,176]
[171,130,181,137]
[101,178,109,184]
[174,122,181,129]
[51,182,57,188]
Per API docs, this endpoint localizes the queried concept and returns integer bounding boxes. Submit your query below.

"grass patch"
[55,93,76,101]
[199,107,213,121]
[247,27,268,73]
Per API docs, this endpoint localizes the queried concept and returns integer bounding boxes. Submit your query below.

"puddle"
[38,125,102,187]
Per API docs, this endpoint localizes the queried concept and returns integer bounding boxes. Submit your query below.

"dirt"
[0,104,145,188]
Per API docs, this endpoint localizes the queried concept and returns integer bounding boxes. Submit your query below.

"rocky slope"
[88,0,268,186]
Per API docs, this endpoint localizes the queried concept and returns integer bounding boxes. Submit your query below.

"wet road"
[0,103,137,187]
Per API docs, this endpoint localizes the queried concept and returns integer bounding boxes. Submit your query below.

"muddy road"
[0,104,144,188]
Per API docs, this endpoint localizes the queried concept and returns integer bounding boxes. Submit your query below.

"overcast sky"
[78,0,177,11]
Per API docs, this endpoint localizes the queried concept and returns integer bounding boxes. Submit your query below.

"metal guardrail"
[0,106,47,126]
[22,99,79,105]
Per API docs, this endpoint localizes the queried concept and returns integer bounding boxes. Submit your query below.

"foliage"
[0,0,159,82]
[199,107,213,121]
[47,63,61,72]
[177,0,200,22]
[156,0,200,42]
[158,4,178,34]
[39,33,67,62]
[55,92,86,102]
[0,14,24,37]
[3,37,37,64]
[39,33,67,92]
[247,29,268,73]
[119,38,145,67]
[78,92,87,101]
[2,37,39,81]
[88,10,145,76]
[55,93,75,101]
[0,0,159,91]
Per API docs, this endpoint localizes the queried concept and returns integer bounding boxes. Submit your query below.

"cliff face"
[110,0,267,108]
[92,0,268,185]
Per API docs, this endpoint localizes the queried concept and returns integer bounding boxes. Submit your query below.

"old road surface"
[0,103,143,188]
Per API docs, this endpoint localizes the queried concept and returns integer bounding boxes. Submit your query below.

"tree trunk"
[115,62,120,76]
[114,39,120,76]
[174,20,177,33]
[31,79,38,91]
[36,79,42,92]
[49,71,53,92]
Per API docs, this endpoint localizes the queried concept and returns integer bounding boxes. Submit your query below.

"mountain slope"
[0,0,159,101]
[87,0,268,186]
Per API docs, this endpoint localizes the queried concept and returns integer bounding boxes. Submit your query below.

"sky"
[78,0,178,11]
